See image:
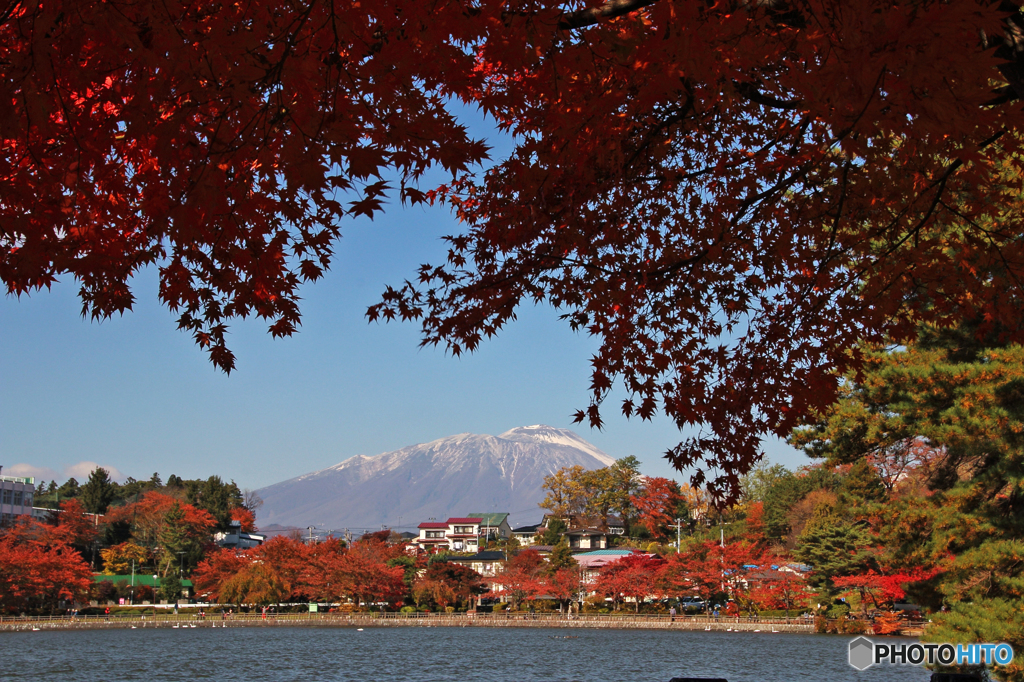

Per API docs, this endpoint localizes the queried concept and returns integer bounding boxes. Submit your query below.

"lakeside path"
[0,612,814,633]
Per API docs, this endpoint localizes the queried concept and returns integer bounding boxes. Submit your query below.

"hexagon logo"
[849,636,875,670]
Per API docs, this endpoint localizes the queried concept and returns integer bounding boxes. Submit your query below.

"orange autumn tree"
[104,490,214,549]
[491,549,545,609]
[594,552,665,612]
[42,499,99,553]
[6,2,1024,497]
[230,508,257,534]
[631,477,683,540]
[662,539,764,607]
[0,517,92,614]
[255,536,312,601]
[192,535,314,603]
[220,563,292,607]
[192,547,253,604]
[332,536,408,608]
[543,564,585,613]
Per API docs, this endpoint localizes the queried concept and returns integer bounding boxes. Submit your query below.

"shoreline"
[0,613,815,633]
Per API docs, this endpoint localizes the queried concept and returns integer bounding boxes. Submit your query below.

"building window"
[425,530,444,539]
[13,491,22,506]
[23,493,32,507]
[453,526,475,534]
[1,489,10,505]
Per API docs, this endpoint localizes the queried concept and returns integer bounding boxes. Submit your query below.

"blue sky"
[0,108,808,491]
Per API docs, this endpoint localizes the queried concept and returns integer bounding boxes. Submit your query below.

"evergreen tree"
[80,467,117,514]
[158,502,201,577]
[57,477,80,499]
[546,540,576,575]
[791,320,1024,674]
[759,466,839,543]
[184,476,243,531]
[839,459,886,505]
[610,456,643,531]
[538,518,567,546]
[792,522,877,596]
[159,575,183,603]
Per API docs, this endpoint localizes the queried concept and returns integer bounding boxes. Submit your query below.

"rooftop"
[451,551,506,562]
[466,512,509,526]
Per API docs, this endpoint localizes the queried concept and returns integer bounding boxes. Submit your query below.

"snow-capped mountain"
[255,425,617,532]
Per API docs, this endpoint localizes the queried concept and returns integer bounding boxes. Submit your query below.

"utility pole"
[674,518,682,551]
[720,521,726,593]
[307,526,316,544]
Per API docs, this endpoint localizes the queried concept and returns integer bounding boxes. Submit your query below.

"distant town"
[0,452,952,642]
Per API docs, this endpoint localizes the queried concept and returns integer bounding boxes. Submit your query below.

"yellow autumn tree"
[100,541,151,576]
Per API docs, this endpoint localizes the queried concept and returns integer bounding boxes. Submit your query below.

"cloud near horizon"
[4,461,126,483]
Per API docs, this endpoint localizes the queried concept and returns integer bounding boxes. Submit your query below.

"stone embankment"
[0,612,814,633]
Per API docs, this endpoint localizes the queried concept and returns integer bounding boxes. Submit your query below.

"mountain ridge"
[255,425,616,531]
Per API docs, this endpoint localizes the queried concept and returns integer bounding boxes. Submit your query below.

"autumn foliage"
[104,491,216,548]
[193,534,408,607]
[0,513,93,614]
[5,1,1024,497]
[594,552,664,612]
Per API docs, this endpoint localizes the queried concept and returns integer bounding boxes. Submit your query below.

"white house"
[414,516,494,552]
[213,520,266,549]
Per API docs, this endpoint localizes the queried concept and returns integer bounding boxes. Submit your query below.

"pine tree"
[791,320,1024,675]
[57,478,80,499]
[158,502,201,577]
[546,541,576,575]
[80,468,117,514]
[792,522,877,596]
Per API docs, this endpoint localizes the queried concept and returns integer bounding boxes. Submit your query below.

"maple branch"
[558,0,661,30]
[733,81,802,110]
[0,0,20,27]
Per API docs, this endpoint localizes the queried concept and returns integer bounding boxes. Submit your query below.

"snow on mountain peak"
[498,425,617,467]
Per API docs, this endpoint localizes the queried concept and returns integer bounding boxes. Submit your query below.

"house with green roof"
[466,512,512,540]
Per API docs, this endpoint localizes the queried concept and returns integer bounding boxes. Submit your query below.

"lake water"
[1,626,931,681]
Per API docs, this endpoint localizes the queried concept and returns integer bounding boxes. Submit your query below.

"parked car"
[679,597,705,612]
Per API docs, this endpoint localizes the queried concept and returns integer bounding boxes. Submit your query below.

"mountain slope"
[255,425,616,531]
